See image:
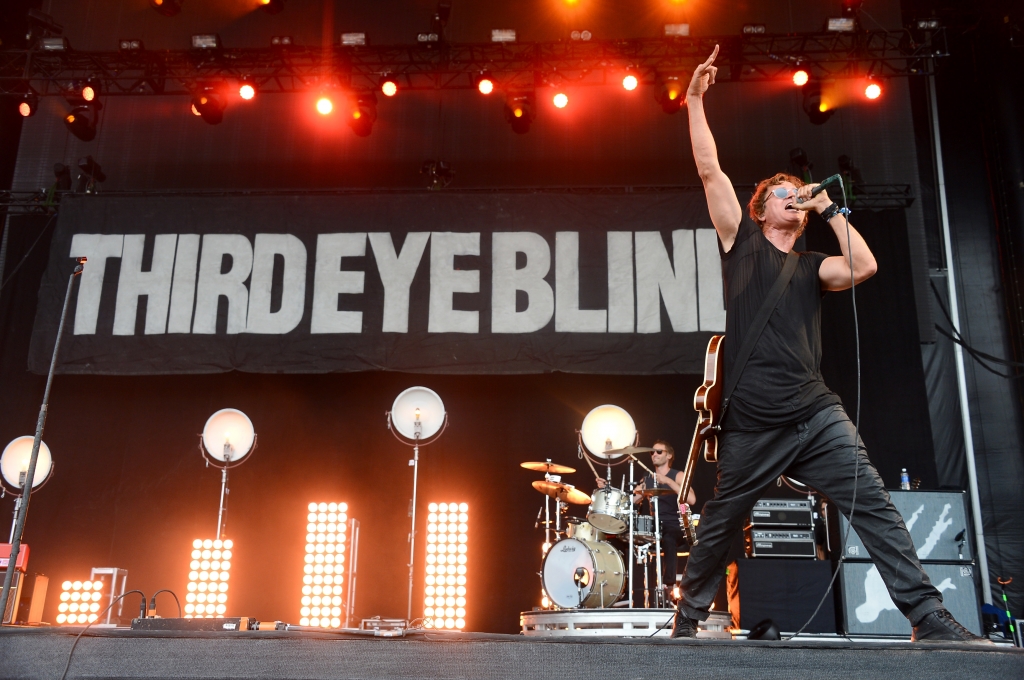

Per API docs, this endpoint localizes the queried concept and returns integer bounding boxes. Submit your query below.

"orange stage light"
[622,74,638,91]
[239,84,255,100]
[478,79,494,95]
[316,97,333,115]
[381,79,398,97]
[81,85,97,102]
[792,70,809,87]
[553,92,568,109]
[865,82,882,100]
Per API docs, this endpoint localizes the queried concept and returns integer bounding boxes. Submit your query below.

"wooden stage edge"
[0,626,1022,680]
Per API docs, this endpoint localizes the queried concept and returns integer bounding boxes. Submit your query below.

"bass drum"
[542,538,625,609]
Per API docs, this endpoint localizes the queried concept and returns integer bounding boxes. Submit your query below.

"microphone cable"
[59,589,147,680]
[785,176,862,640]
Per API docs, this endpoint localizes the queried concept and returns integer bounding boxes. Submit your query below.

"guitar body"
[694,335,725,463]
[676,334,725,545]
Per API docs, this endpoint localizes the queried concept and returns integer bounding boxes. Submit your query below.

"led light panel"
[423,502,468,630]
[55,579,104,625]
[299,502,348,628]
[184,538,233,618]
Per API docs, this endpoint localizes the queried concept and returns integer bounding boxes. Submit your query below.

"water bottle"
[900,468,911,490]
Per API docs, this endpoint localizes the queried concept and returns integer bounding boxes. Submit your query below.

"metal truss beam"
[0,29,947,97]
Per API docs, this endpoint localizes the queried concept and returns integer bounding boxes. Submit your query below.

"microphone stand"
[0,258,84,622]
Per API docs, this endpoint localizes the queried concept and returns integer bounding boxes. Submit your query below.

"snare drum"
[566,517,606,543]
[541,538,626,609]
[632,514,656,543]
[587,487,631,534]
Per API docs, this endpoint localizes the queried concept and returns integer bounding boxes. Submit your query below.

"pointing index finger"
[701,44,720,70]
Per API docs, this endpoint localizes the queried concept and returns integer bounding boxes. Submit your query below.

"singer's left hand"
[795,184,833,213]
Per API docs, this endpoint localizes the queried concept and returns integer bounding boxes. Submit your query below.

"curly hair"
[748,173,808,234]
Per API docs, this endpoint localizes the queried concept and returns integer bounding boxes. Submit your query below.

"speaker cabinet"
[840,561,981,636]
[837,490,972,562]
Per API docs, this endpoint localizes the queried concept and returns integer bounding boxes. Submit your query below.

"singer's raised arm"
[686,45,742,252]
[792,183,878,290]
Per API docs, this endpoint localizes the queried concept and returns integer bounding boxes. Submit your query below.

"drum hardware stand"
[574,568,586,607]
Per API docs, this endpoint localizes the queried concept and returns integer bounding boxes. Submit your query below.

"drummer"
[595,440,696,594]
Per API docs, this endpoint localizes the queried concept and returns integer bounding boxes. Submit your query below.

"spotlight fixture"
[792,69,809,87]
[300,502,350,628]
[504,93,535,134]
[802,82,834,125]
[569,30,592,41]
[742,24,766,35]
[491,29,516,43]
[119,38,144,52]
[191,34,222,50]
[387,387,449,623]
[184,538,233,618]
[258,0,284,15]
[1,437,53,496]
[417,33,439,44]
[81,80,98,102]
[864,80,882,100]
[341,33,367,47]
[423,502,468,630]
[200,409,256,540]
[655,74,684,114]
[191,90,225,124]
[915,18,940,31]
[38,37,69,51]
[270,35,293,46]
[151,0,183,17]
[64,106,98,141]
[75,156,106,194]
[316,96,333,115]
[827,17,856,32]
[238,80,256,100]
[579,405,637,459]
[380,75,398,97]
[552,92,568,109]
[18,94,38,118]
[622,69,639,91]
[664,24,690,37]
[347,91,377,137]
[475,72,494,95]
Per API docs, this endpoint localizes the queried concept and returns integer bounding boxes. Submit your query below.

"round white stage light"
[580,405,636,458]
[390,387,446,440]
[202,409,255,464]
[1,436,54,494]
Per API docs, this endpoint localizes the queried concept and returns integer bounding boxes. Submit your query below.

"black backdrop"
[0,203,937,633]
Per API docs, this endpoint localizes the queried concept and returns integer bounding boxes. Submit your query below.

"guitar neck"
[677,418,702,505]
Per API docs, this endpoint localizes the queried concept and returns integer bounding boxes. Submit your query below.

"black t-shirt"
[642,469,683,524]
[719,216,841,430]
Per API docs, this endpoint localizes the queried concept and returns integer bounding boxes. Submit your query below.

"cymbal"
[603,445,655,457]
[532,480,592,505]
[521,461,576,475]
[640,487,676,497]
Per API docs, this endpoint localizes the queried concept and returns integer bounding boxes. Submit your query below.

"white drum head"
[542,538,597,609]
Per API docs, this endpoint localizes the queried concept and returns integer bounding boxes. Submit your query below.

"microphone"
[795,174,841,203]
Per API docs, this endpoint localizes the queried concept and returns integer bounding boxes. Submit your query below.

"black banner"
[29,191,725,375]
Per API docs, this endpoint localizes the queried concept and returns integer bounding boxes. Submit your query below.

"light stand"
[199,409,256,541]
[0,258,83,622]
[387,387,447,624]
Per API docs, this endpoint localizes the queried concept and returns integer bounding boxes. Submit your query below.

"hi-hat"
[532,480,591,505]
[604,445,655,457]
[521,461,576,475]
[640,487,676,497]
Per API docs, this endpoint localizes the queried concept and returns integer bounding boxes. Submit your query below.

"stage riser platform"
[0,630,1021,680]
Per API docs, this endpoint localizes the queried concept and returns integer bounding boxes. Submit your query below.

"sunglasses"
[769,187,794,199]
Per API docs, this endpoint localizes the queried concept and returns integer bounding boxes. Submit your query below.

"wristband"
[821,202,846,222]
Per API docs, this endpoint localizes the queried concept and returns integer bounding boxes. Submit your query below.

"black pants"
[677,404,944,626]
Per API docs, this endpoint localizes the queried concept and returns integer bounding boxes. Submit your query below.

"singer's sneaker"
[912,609,992,644]
[670,610,698,639]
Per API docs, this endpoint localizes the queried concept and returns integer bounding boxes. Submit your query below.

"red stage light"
[239,84,256,100]
[18,99,35,117]
[865,82,882,100]
[478,78,494,95]
[81,85,97,102]
[553,92,568,109]
[381,79,398,97]
[792,70,809,87]
[622,74,638,91]
[316,97,333,115]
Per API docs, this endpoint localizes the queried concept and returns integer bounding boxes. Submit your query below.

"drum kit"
[523,451,684,611]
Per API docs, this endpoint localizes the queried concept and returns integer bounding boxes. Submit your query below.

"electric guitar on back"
[677,334,724,545]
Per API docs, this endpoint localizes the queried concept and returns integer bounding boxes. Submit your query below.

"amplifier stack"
[744,499,817,558]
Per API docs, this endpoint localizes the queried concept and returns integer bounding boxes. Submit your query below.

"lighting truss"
[424,502,468,630]
[0,30,947,98]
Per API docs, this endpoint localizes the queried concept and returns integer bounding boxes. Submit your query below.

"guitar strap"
[719,249,799,425]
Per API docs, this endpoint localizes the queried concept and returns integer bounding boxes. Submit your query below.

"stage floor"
[1,626,1021,680]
